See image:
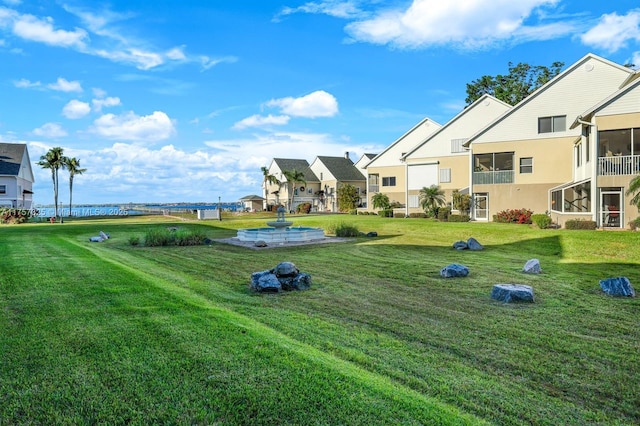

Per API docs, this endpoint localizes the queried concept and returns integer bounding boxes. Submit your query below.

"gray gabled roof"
[0,143,27,176]
[272,158,319,182]
[240,194,265,201]
[316,156,365,181]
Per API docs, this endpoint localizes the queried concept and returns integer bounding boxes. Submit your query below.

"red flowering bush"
[493,208,533,224]
[0,208,35,224]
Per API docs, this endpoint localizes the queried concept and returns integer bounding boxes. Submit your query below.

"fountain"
[236,206,325,243]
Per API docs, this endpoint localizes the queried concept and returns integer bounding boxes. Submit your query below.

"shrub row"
[565,219,597,230]
[143,227,208,247]
[531,213,553,229]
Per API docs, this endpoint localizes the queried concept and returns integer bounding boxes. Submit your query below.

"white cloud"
[62,100,91,119]
[343,0,567,50]
[233,114,290,130]
[580,10,640,52]
[11,12,87,47]
[48,77,82,92]
[32,122,67,138]
[92,96,121,112]
[265,90,339,118]
[275,1,364,21]
[89,111,176,142]
[13,78,40,88]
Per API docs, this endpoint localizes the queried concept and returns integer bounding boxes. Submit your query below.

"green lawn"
[1,214,639,425]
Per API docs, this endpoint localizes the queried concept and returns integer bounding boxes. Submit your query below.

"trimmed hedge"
[448,214,470,222]
[565,219,597,230]
[531,214,552,229]
[379,209,394,217]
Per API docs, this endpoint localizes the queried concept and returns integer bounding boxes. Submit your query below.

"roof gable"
[271,158,319,182]
[465,53,635,147]
[312,156,365,181]
[0,143,28,177]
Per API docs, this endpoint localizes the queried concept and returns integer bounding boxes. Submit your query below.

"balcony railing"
[368,184,379,193]
[598,155,640,176]
[472,170,514,184]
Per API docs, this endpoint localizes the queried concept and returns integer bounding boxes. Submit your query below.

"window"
[538,115,566,133]
[519,157,533,173]
[382,176,396,187]
[408,195,419,208]
[440,168,451,183]
[0,185,5,194]
[451,138,468,153]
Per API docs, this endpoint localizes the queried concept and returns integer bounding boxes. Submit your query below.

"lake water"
[34,203,241,218]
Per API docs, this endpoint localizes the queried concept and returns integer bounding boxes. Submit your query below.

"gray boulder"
[440,263,469,278]
[254,240,268,247]
[366,231,378,237]
[99,231,110,240]
[453,241,468,250]
[599,277,635,297]
[467,237,483,251]
[491,284,534,303]
[522,259,541,274]
[273,261,299,277]
[250,270,282,293]
[89,236,104,242]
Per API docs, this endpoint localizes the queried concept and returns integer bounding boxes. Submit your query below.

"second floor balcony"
[472,170,514,184]
[598,155,640,176]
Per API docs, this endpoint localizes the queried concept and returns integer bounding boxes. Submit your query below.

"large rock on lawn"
[491,284,534,303]
[440,263,469,278]
[599,277,635,297]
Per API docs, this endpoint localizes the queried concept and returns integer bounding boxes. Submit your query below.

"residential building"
[309,154,367,211]
[365,117,441,211]
[264,158,319,212]
[464,54,634,223]
[567,70,640,228]
[0,143,34,209]
[402,94,511,215]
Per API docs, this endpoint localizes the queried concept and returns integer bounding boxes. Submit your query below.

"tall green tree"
[465,61,564,106]
[283,169,306,212]
[261,166,281,210]
[371,193,390,210]
[37,147,65,219]
[336,183,359,212]
[419,185,446,217]
[64,157,87,217]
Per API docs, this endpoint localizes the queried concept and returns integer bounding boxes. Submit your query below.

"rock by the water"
[440,263,469,278]
[491,284,534,303]
[254,240,268,247]
[599,277,635,297]
[250,270,282,293]
[453,241,468,250]
[251,262,311,293]
[467,237,483,251]
[522,259,541,274]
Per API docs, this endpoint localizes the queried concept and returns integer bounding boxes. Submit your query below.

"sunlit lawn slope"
[1,214,638,425]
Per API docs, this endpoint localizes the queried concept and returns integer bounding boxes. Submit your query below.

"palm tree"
[261,166,280,210]
[371,192,390,210]
[419,185,446,217]
[626,175,640,209]
[64,157,87,217]
[283,169,306,212]
[37,147,65,219]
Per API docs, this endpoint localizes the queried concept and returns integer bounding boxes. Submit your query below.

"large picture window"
[538,115,566,133]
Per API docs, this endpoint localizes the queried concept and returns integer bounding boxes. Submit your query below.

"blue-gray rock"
[292,273,312,290]
[273,262,299,277]
[467,237,483,251]
[366,231,378,237]
[254,240,267,247]
[99,231,110,240]
[491,284,534,303]
[440,263,469,278]
[89,236,104,242]
[250,270,282,293]
[522,259,541,274]
[453,241,468,250]
[599,277,635,297]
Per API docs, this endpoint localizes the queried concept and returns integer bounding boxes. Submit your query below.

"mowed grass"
[1,214,639,425]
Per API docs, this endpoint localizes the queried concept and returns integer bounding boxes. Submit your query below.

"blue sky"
[1,0,640,205]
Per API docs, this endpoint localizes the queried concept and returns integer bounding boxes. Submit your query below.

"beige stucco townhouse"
[566,70,640,228]
[464,53,634,224]
[309,154,367,212]
[401,94,511,216]
[365,117,441,212]
[264,158,320,212]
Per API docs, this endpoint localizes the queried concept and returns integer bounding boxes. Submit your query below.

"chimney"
[344,151,349,160]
